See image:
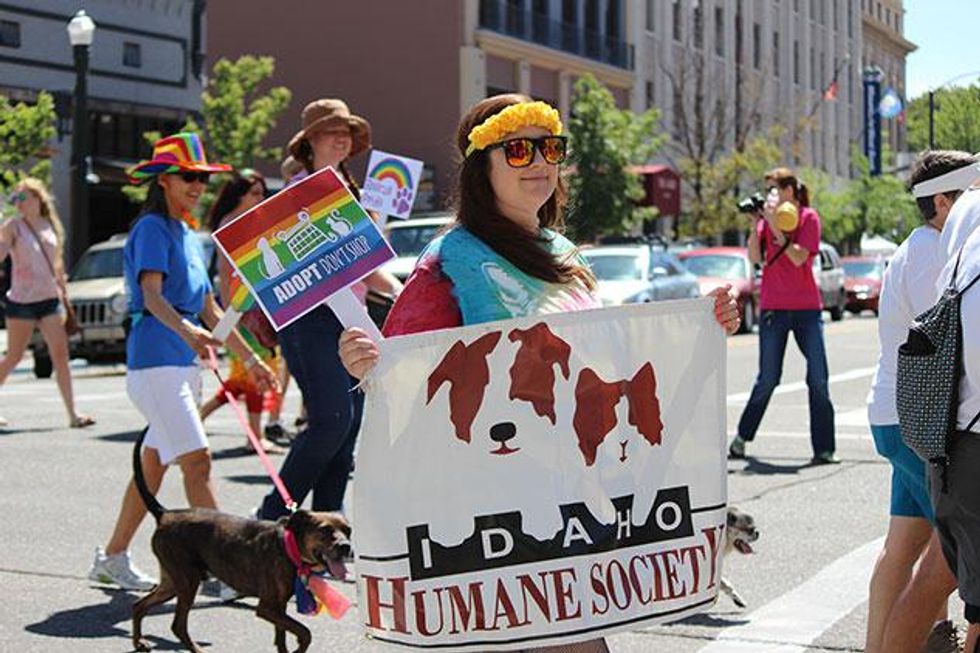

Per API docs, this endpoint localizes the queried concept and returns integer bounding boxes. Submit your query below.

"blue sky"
[905,0,980,99]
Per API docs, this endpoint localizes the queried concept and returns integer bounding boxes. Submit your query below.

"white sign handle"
[212,306,242,343]
[326,287,385,342]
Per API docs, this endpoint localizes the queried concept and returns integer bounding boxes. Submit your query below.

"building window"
[123,42,142,68]
[646,80,655,108]
[773,31,780,76]
[562,0,576,23]
[810,0,817,20]
[693,3,703,49]
[752,22,761,69]
[794,0,800,12]
[833,0,839,29]
[672,0,682,41]
[0,20,20,48]
[646,0,655,31]
[810,46,816,89]
[714,6,724,56]
[793,40,800,84]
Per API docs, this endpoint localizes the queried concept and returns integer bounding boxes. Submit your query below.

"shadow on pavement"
[224,473,276,486]
[25,586,250,648]
[732,456,809,475]
[0,426,57,437]
[673,612,751,628]
[96,430,142,444]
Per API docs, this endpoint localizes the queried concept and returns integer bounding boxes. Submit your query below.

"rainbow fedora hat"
[128,132,231,183]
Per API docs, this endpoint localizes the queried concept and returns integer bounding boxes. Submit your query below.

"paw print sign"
[361,150,425,219]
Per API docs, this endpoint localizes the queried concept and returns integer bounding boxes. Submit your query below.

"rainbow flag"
[212,167,395,329]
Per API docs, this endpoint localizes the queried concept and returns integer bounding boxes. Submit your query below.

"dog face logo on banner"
[426,322,664,466]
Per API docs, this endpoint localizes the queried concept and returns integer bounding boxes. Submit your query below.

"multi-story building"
[0,0,205,258]
[635,0,867,182]
[209,0,912,211]
[208,0,637,207]
[860,0,915,155]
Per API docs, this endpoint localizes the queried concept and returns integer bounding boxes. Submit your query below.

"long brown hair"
[453,94,594,289]
[16,178,66,258]
[208,169,268,231]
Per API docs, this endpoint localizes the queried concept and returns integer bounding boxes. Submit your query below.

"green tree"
[804,150,918,253]
[906,83,980,153]
[0,92,57,197]
[677,130,782,238]
[566,74,664,242]
[123,55,292,209]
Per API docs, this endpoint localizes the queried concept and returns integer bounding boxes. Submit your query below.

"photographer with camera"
[729,167,837,465]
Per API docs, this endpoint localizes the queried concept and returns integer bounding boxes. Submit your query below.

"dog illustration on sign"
[427,322,665,465]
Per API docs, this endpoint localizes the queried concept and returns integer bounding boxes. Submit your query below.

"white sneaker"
[201,577,240,602]
[88,547,156,591]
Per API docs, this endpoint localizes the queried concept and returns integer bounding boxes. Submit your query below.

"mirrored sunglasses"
[9,191,28,203]
[177,171,211,184]
[488,136,568,168]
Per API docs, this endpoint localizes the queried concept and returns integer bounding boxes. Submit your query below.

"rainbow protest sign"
[360,150,424,219]
[212,167,395,330]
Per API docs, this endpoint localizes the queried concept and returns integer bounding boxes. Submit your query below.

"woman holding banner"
[88,133,277,591]
[339,94,740,651]
[255,99,401,521]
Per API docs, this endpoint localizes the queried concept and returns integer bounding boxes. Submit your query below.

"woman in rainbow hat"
[337,95,740,652]
[88,133,277,591]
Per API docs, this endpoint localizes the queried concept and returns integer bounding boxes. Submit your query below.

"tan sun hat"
[287,99,371,161]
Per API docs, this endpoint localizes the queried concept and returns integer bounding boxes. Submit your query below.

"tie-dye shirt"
[383,226,598,336]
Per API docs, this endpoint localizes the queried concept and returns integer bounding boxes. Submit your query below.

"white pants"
[127,365,206,465]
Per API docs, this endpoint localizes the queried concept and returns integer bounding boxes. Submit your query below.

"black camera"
[736,192,765,214]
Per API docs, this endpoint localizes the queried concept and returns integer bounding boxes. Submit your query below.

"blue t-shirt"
[125,213,212,369]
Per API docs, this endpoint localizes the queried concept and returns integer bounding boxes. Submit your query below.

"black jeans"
[259,305,364,519]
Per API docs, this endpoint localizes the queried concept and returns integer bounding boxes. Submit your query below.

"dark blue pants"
[736,309,836,455]
[259,306,363,519]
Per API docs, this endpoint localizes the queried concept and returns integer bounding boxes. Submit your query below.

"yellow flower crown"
[465,101,563,156]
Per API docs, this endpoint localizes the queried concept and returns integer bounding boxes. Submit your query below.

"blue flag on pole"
[879,87,903,119]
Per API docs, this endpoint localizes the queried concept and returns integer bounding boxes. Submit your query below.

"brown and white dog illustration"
[427,322,665,466]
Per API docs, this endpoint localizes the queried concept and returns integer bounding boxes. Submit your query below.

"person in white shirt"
[928,171,980,653]
[865,151,978,653]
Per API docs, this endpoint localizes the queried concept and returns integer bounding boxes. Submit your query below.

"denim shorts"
[870,423,934,521]
[4,297,62,320]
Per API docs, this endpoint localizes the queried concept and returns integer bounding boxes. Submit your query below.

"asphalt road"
[0,311,956,652]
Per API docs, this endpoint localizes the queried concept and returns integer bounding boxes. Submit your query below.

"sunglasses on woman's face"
[9,191,28,204]
[177,171,211,184]
[488,136,568,168]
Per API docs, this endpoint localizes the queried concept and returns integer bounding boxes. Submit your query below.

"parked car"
[580,242,700,305]
[678,247,760,334]
[380,212,454,281]
[842,255,885,315]
[30,232,215,378]
[812,242,846,321]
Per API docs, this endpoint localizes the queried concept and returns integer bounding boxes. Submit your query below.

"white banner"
[353,299,727,651]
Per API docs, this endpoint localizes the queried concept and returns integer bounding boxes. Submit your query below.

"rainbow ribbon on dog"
[283,528,352,619]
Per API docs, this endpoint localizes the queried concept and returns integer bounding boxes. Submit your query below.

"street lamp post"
[67,9,95,266]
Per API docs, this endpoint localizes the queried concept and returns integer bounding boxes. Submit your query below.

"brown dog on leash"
[129,427,351,653]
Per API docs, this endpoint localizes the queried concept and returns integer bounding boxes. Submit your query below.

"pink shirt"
[1,218,61,303]
[757,206,822,311]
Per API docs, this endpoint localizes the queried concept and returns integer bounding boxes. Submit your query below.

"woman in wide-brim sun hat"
[88,132,277,592]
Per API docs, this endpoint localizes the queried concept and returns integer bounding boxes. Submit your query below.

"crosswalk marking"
[726,367,876,404]
[695,537,883,652]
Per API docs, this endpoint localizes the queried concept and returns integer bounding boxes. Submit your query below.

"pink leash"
[206,346,297,512]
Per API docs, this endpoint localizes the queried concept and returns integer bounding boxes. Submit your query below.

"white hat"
[912,160,980,198]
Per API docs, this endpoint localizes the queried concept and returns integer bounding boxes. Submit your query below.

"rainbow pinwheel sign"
[212,167,395,330]
[360,150,424,219]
